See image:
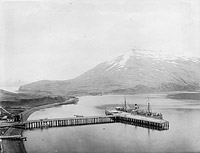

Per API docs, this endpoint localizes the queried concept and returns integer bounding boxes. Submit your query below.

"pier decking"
[24,115,116,129]
[23,114,169,130]
[116,114,169,130]
[0,135,27,141]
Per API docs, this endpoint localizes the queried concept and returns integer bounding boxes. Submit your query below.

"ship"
[105,96,163,120]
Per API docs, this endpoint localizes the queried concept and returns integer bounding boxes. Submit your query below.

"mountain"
[19,49,200,95]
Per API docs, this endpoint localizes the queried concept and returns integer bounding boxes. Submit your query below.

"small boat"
[105,109,121,115]
[74,115,84,117]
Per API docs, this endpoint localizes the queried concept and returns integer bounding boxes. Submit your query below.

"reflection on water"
[23,94,200,153]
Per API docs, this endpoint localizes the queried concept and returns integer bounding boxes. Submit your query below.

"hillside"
[0,89,77,111]
[0,89,52,102]
[19,49,200,95]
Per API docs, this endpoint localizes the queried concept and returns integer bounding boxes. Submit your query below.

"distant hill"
[0,89,49,102]
[0,89,76,110]
[0,89,24,102]
[19,49,200,95]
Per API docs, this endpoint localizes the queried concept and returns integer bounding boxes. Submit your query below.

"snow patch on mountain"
[106,62,118,71]
[105,48,200,73]
[106,50,134,71]
[129,49,199,62]
[118,51,134,68]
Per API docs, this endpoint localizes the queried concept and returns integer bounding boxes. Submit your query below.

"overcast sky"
[0,0,200,87]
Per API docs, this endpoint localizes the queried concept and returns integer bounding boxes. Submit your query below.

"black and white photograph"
[0,0,200,153]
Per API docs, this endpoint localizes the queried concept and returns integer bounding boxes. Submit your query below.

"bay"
[23,94,200,153]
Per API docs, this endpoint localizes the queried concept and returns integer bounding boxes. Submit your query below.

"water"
[23,94,200,153]
[0,87,19,93]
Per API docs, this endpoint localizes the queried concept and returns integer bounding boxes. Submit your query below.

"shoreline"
[1,97,78,153]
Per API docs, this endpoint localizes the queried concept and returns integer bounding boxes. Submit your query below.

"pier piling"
[23,114,169,130]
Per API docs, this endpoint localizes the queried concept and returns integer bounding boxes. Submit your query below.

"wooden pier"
[116,114,169,130]
[0,135,27,141]
[24,115,116,129]
[23,114,169,130]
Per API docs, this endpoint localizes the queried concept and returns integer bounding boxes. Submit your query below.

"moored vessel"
[105,97,163,120]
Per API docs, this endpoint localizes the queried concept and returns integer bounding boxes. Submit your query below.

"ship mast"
[147,102,151,113]
[147,96,151,113]
[124,96,127,112]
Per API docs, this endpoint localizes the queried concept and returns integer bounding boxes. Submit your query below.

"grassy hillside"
[0,89,77,116]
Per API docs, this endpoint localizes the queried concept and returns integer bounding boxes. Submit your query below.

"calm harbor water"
[23,94,200,153]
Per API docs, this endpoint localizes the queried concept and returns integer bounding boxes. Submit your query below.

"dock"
[116,113,169,130]
[0,135,27,141]
[24,115,116,129]
[0,122,25,129]
[23,114,169,130]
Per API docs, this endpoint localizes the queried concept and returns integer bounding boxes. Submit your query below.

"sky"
[0,0,200,87]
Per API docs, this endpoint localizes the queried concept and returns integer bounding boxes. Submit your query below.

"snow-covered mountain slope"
[19,49,200,95]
